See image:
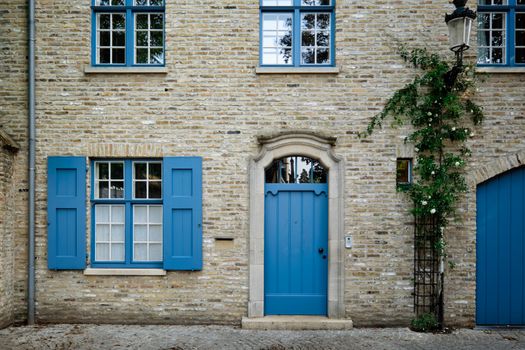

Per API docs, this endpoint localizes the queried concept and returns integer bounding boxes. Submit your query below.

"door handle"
[318,248,324,254]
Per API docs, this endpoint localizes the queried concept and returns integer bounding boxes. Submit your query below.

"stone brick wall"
[1,0,524,327]
[0,0,28,327]
[0,144,19,329]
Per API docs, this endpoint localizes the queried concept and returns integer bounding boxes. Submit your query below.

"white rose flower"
[431,171,435,175]
[427,112,432,116]
[455,161,460,166]
[470,132,474,137]
[452,127,456,131]
[421,200,428,206]
[430,208,436,214]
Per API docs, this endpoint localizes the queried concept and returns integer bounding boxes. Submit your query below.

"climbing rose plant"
[360,46,484,249]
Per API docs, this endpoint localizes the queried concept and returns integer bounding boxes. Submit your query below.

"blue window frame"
[260,0,335,66]
[91,0,165,66]
[91,159,163,268]
[477,0,525,66]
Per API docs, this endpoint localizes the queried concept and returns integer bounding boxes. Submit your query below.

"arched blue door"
[264,156,328,315]
[477,166,525,325]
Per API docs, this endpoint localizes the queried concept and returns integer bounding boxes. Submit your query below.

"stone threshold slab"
[241,316,353,330]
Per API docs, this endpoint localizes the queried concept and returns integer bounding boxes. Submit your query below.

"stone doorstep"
[241,316,353,330]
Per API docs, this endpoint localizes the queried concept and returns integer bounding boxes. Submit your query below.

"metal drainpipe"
[28,0,36,325]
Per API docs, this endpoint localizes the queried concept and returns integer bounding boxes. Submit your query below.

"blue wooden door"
[264,183,328,315]
[477,166,525,326]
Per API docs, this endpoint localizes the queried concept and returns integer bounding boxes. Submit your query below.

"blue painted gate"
[264,183,328,315]
[477,166,525,326]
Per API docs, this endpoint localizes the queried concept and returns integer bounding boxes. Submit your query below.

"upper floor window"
[477,0,525,66]
[92,0,165,66]
[260,0,335,66]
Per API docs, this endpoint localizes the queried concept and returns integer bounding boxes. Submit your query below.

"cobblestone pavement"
[1,324,525,350]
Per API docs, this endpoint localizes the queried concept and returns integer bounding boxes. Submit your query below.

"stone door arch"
[248,133,345,318]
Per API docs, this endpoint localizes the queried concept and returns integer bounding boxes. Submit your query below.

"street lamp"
[445,0,477,64]
[444,0,477,88]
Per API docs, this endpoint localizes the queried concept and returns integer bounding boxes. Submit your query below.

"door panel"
[477,166,525,325]
[264,183,328,315]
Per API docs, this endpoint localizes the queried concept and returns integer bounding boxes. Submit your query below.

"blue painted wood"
[264,183,328,315]
[47,157,86,270]
[477,166,525,325]
[163,157,202,270]
[477,1,525,67]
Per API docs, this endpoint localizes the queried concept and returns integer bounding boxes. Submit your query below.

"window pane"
[99,14,111,29]
[98,0,110,5]
[317,31,329,46]
[317,48,329,63]
[136,14,149,30]
[302,0,330,5]
[150,31,163,47]
[97,162,109,180]
[111,243,125,261]
[150,48,164,64]
[517,13,525,29]
[478,30,491,46]
[100,31,110,46]
[492,47,504,63]
[301,48,315,64]
[111,181,124,198]
[396,159,411,184]
[136,31,148,46]
[477,47,491,64]
[516,48,525,63]
[302,31,315,46]
[478,13,490,30]
[149,206,162,223]
[150,0,164,5]
[151,14,164,30]
[96,204,110,222]
[135,0,147,4]
[134,224,148,241]
[262,0,292,5]
[98,181,109,198]
[96,224,110,241]
[112,31,125,47]
[135,181,147,198]
[134,243,148,261]
[301,14,315,29]
[99,48,111,63]
[150,225,162,241]
[111,0,125,5]
[113,48,125,63]
[135,162,147,179]
[111,162,124,179]
[517,31,525,46]
[317,13,330,30]
[112,224,125,241]
[492,13,504,29]
[149,244,162,261]
[111,205,125,223]
[149,163,162,180]
[96,243,109,261]
[134,206,148,223]
[149,181,161,198]
[113,14,125,29]
[136,48,149,63]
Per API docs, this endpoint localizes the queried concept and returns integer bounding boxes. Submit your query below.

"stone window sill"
[83,268,166,276]
[255,66,341,74]
[84,66,168,74]
[476,67,525,74]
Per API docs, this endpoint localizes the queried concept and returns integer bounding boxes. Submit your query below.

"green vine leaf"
[361,45,484,250]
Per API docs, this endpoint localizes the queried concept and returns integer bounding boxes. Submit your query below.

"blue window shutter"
[47,156,87,270]
[163,157,203,270]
